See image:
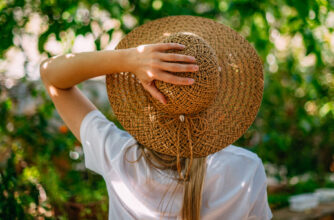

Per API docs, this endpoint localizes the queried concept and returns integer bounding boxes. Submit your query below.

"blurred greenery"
[0,0,334,218]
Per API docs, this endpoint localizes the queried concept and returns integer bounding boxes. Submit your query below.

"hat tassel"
[176,116,193,182]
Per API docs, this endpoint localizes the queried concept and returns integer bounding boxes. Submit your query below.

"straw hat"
[106,15,263,181]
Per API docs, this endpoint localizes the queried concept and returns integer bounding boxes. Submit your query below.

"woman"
[40,15,273,220]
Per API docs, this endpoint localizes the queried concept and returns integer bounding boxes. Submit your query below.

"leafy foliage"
[0,0,334,218]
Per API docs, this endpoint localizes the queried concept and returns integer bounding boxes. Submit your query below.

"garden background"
[0,0,334,219]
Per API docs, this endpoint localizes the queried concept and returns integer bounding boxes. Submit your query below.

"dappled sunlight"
[179,32,198,37]
[42,61,48,69]
[144,105,156,122]
[137,45,145,53]
[65,53,75,58]
[111,180,156,217]
[50,55,60,60]
[146,70,153,78]
[240,181,251,193]
[48,85,58,97]
[149,113,156,122]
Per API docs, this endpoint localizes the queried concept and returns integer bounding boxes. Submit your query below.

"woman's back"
[81,109,273,220]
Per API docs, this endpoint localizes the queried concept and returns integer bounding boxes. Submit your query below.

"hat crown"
[106,15,264,160]
[152,32,221,115]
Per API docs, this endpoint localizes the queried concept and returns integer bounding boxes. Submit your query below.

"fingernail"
[189,78,195,83]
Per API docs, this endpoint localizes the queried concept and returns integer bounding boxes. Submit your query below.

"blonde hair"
[124,142,207,220]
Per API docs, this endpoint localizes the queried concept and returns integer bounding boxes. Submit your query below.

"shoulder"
[222,144,260,159]
[81,109,133,139]
[80,109,137,176]
[205,145,263,179]
[203,145,266,197]
[207,144,261,168]
[202,146,271,218]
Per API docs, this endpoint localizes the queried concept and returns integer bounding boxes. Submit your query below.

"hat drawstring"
[183,117,193,181]
[176,122,184,180]
[157,113,209,182]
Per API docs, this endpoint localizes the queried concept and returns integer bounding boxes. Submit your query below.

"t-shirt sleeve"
[247,158,273,220]
[80,109,135,176]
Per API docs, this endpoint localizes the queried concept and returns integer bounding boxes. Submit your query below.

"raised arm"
[40,43,198,142]
[40,49,131,89]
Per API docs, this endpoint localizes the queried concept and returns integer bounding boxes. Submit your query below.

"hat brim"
[106,15,263,158]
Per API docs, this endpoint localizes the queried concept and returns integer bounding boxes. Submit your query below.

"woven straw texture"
[106,15,263,161]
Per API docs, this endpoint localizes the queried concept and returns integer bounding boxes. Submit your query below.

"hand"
[127,43,198,105]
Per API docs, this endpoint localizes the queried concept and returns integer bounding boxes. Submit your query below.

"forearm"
[40,49,132,89]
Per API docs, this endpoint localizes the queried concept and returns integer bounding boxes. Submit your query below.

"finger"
[155,71,195,85]
[153,43,185,51]
[141,81,167,105]
[159,62,199,72]
[158,53,196,63]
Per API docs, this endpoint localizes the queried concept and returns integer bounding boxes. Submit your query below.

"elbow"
[39,56,73,90]
[39,59,50,82]
[39,58,60,88]
[39,59,71,90]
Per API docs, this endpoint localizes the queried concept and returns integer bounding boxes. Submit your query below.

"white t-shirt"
[80,109,273,220]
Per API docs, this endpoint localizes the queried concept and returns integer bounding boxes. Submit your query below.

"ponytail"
[124,143,207,220]
[181,157,206,220]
